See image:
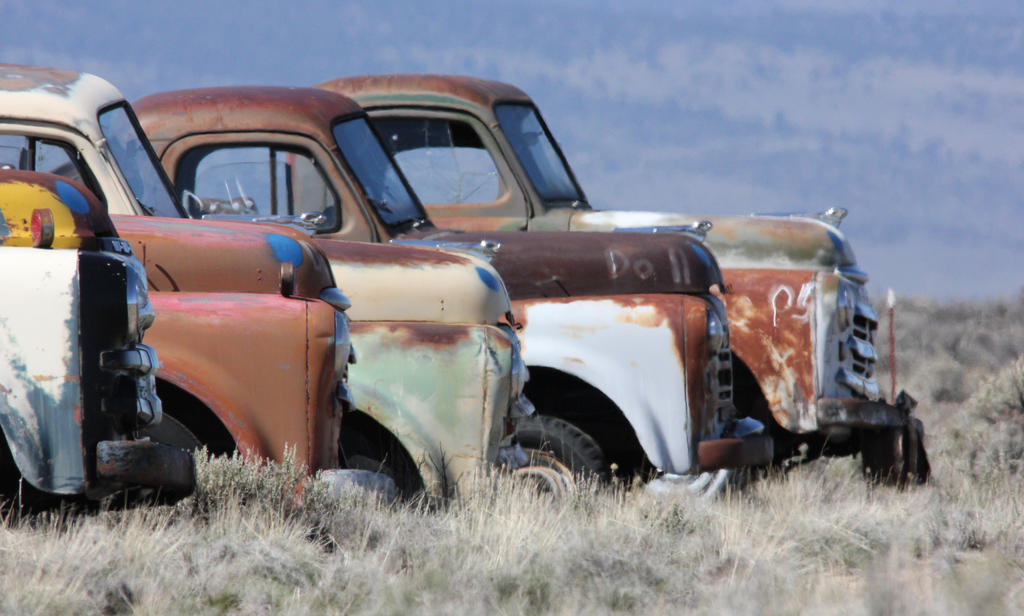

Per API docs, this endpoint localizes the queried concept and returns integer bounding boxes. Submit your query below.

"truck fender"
[0,248,87,494]
[516,299,694,474]
[346,380,446,489]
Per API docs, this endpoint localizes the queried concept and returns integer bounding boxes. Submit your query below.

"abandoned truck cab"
[326,74,929,482]
[0,170,194,500]
[0,65,353,478]
[134,86,771,482]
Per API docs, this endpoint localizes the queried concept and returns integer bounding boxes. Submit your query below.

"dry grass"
[0,296,1022,615]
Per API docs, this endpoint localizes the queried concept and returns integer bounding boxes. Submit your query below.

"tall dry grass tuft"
[0,297,1020,614]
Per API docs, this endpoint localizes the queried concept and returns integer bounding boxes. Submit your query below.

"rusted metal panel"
[816,398,905,429]
[347,321,516,493]
[318,75,532,115]
[318,239,512,324]
[146,292,339,472]
[569,210,857,272]
[723,268,818,431]
[425,229,722,299]
[0,64,124,142]
[95,440,195,494]
[697,434,773,472]
[135,87,362,158]
[114,215,335,301]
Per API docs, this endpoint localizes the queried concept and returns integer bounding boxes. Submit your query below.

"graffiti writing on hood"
[770,282,814,327]
[606,247,692,284]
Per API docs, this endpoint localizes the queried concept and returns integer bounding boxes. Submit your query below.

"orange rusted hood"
[417,229,723,300]
[112,215,335,299]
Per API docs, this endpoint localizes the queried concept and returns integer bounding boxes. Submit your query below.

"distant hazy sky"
[2,1,1021,299]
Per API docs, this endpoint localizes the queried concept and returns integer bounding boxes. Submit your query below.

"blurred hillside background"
[3,0,1021,299]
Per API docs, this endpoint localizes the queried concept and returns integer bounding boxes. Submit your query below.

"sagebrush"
[0,296,1021,615]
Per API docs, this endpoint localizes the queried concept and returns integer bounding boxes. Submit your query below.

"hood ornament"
[615,219,713,241]
[391,238,502,262]
[816,207,848,227]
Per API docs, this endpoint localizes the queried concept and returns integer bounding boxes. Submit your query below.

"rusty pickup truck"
[134,86,772,487]
[323,74,930,484]
[0,65,354,483]
[0,170,194,502]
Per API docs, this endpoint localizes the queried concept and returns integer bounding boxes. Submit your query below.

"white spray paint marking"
[770,281,815,327]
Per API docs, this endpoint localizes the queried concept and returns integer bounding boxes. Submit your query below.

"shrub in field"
[959,355,1024,475]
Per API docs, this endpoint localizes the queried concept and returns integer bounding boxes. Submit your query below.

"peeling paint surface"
[514,297,695,474]
[0,64,124,144]
[0,247,85,493]
[348,322,514,493]
[146,292,341,472]
[569,210,856,271]
[322,240,510,324]
[115,216,334,302]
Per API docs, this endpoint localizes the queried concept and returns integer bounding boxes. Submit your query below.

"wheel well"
[155,379,236,456]
[730,356,843,462]
[524,367,651,476]
[340,411,424,496]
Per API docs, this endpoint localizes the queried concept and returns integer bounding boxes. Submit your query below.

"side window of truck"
[176,145,340,230]
[373,118,503,205]
[0,135,97,196]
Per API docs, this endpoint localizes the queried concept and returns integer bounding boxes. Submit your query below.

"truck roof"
[317,74,532,113]
[0,64,125,140]
[135,87,364,154]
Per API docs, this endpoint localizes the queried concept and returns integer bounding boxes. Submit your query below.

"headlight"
[836,283,853,331]
[707,308,727,353]
[124,256,155,343]
[499,324,535,417]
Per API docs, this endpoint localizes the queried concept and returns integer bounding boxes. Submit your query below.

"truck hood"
[112,215,336,300]
[316,239,511,324]
[418,229,722,300]
[568,210,861,276]
[0,171,115,249]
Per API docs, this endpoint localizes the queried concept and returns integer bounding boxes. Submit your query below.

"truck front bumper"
[697,434,774,471]
[816,392,917,429]
[96,439,196,496]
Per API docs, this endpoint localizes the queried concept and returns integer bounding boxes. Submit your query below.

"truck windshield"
[98,104,183,218]
[494,104,582,205]
[331,117,425,227]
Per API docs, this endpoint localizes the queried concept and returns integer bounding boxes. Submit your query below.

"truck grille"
[835,298,880,399]
[711,346,734,409]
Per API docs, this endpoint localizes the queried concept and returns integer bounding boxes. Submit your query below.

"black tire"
[860,418,930,487]
[139,414,203,452]
[340,429,423,498]
[516,415,609,480]
[860,425,902,484]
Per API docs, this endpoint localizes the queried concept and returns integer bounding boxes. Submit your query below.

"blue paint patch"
[475,266,500,291]
[55,181,90,214]
[266,233,304,267]
[692,244,712,269]
[826,231,844,254]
